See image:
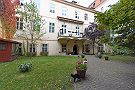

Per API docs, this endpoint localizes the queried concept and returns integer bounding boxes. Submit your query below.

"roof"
[89,0,106,9]
[0,38,21,44]
[52,0,99,13]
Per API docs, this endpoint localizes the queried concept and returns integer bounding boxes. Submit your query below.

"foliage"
[0,56,77,90]
[40,52,48,56]
[15,1,46,56]
[19,63,32,72]
[84,22,103,40]
[76,56,87,71]
[27,52,37,57]
[104,55,109,60]
[83,22,103,54]
[0,0,19,39]
[96,0,135,54]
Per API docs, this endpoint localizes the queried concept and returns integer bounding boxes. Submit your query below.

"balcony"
[58,29,85,40]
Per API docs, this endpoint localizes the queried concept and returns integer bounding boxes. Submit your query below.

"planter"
[76,69,86,78]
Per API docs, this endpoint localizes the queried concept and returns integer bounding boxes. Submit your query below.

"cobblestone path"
[74,55,135,90]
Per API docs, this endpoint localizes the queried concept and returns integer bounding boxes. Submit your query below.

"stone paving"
[74,55,135,90]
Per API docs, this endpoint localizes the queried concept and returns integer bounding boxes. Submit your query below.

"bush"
[27,52,37,57]
[104,55,109,60]
[19,63,32,72]
[40,52,48,56]
[97,52,102,58]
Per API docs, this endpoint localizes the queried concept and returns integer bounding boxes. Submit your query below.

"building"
[0,38,21,62]
[14,0,98,55]
[89,0,119,12]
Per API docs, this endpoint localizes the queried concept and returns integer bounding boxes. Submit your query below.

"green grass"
[0,56,77,90]
[105,55,135,63]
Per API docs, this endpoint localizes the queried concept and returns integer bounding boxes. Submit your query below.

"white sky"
[67,0,95,7]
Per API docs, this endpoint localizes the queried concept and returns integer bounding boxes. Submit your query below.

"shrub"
[97,52,102,58]
[40,52,48,56]
[19,63,32,72]
[104,55,109,60]
[27,52,37,57]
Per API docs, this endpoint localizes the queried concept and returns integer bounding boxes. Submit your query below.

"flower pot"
[76,69,86,78]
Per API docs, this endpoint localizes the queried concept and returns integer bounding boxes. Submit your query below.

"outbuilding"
[0,38,21,62]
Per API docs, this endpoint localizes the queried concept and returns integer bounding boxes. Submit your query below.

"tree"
[15,1,46,57]
[83,22,103,54]
[96,0,135,55]
[0,0,19,39]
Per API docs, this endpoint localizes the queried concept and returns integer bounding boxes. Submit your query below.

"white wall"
[40,0,95,40]
[95,0,119,12]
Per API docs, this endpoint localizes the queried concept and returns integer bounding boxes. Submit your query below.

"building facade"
[89,0,119,12]
[14,0,98,55]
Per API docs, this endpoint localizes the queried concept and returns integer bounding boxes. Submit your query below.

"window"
[30,44,36,52]
[76,26,80,35]
[101,7,104,12]
[62,45,66,52]
[42,44,48,52]
[16,17,23,30]
[62,7,67,16]
[75,11,79,19]
[84,14,88,20]
[49,23,55,33]
[0,42,6,50]
[49,3,55,13]
[12,43,19,54]
[61,24,67,34]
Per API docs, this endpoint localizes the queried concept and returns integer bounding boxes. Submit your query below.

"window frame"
[75,11,79,19]
[49,3,55,13]
[42,44,48,53]
[16,17,23,30]
[62,7,68,16]
[49,22,55,33]
[62,45,66,52]
[84,13,88,20]
[0,42,6,50]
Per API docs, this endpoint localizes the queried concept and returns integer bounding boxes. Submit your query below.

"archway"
[73,45,78,55]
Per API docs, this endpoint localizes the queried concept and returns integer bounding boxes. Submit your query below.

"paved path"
[74,55,135,90]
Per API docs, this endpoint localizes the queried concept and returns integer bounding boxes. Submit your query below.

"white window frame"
[42,44,48,52]
[75,11,79,19]
[62,7,68,16]
[61,24,67,34]
[84,13,88,20]
[49,22,55,33]
[30,44,36,53]
[16,17,23,30]
[62,45,66,52]
[76,26,80,35]
[49,3,55,13]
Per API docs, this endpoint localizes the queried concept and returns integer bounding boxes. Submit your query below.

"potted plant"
[76,58,87,78]
[104,55,109,60]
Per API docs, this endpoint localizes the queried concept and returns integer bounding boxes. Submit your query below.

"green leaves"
[96,0,135,54]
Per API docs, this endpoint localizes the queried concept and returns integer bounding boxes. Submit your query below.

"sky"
[67,0,95,7]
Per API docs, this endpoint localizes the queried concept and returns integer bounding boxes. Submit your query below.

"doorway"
[73,45,78,55]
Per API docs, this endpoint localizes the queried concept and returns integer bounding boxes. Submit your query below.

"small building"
[0,38,21,62]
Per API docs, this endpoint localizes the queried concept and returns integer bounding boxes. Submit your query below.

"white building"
[14,0,98,55]
[89,0,119,12]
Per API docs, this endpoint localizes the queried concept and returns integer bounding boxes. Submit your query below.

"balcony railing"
[58,29,84,38]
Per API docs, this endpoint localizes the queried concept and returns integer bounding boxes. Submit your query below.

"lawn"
[0,56,77,90]
[106,55,135,63]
